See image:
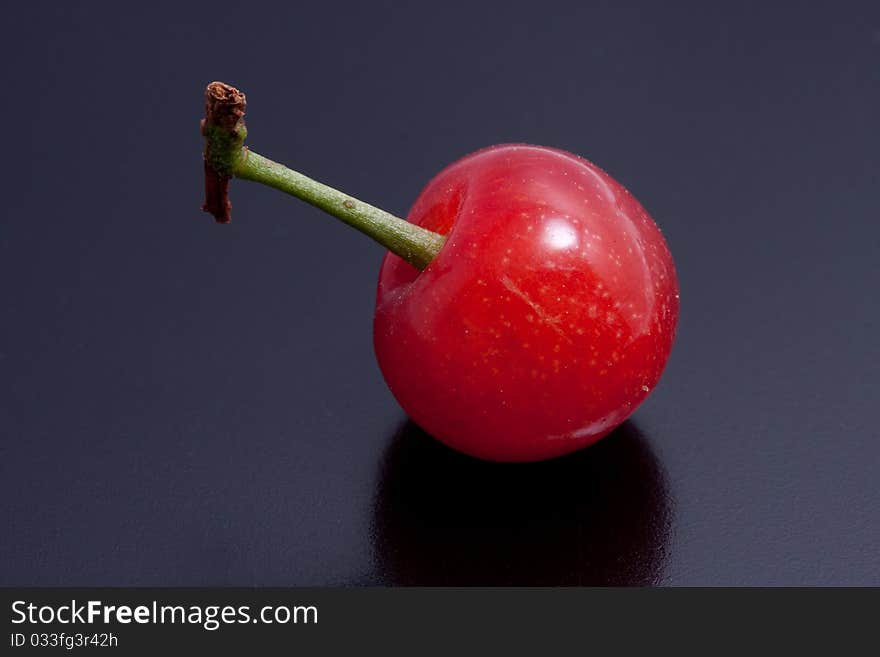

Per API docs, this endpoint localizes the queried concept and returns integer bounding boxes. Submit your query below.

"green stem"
[200,81,445,270]
[235,150,445,270]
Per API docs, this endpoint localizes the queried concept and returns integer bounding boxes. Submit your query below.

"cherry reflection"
[371,420,672,586]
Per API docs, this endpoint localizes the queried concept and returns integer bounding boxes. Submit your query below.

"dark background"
[1,1,877,586]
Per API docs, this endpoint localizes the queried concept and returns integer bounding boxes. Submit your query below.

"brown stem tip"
[201,82,248,223]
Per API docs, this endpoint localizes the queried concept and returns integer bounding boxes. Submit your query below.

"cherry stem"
[201,82,445,270]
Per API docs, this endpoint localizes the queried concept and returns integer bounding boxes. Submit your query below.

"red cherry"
[373,145,678,462]
[201,84,678,463]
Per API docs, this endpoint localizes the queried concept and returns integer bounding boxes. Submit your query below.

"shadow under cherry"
[370,420,673,586]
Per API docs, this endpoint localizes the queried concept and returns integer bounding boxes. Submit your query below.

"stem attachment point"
[201,82,247,223]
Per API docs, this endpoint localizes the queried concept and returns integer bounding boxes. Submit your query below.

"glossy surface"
[3,2,879,587]
[375,146,679,461]
[375,421,671,584]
